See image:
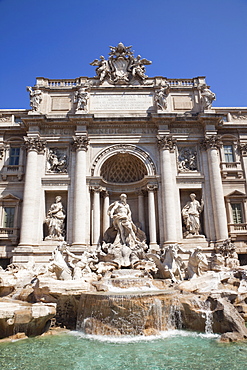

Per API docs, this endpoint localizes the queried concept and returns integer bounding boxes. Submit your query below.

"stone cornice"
[20,115,46,128]
[20,114,93,128]
[68,114,93,123]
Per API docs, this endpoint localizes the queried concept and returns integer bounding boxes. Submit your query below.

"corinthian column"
[102,190,110,235]
[157,135,177,243]
[147,184,158,246]
[137,190,145,231]
[19,137,46,246]
[72,135,89,246]
[202,135,228,241]
[91,185,103,247]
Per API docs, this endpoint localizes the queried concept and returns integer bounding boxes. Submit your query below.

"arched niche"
[91,144,156,179]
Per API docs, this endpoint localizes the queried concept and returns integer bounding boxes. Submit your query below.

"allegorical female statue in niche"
[182,193,204,238]
[45,196,66,241]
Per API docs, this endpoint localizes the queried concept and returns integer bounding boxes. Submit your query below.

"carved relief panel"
[177,147,198,173]
[46,148,68,174]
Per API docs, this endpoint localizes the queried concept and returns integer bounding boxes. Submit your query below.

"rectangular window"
[223,145,234,163]
[9,147,20,165]
[3,207,15,228]
[231,203,243,224]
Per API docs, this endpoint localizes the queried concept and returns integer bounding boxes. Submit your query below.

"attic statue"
[26,86,42,112]
[200,84,216,110]
[155,82,170,111]
[74,87,88,112]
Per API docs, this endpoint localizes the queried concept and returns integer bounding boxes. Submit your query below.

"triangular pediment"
[0,193,21,201]
[226,190,246,197]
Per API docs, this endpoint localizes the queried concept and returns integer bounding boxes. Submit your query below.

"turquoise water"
[0,330,247,370]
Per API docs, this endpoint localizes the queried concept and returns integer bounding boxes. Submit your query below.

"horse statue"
[148,244,184,282]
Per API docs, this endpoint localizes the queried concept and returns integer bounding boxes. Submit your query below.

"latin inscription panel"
[90,93,154,112]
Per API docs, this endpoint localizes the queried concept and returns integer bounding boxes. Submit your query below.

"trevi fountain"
[1,193,247,369]
[1,43,247,369]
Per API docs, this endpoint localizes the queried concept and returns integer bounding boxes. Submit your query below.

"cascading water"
[76,280,178,337]
[198,300,214,334]
[167,298,183,330]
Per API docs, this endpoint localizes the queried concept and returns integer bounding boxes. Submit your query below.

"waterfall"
[151,298,163,332]
[167,298,183,330]
[76,291,177,336]
[199,301,213,334]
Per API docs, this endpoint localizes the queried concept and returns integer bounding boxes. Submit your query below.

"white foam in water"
[70,329,219,343]
[71,331,162,343]
[106,285,160,293]
[160,330,219,339]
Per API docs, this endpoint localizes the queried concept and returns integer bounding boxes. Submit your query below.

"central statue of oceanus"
[107,193,138,248]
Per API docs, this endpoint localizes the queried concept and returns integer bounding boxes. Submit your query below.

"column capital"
[90,185,105,193]
[137,190,145,196]
[24,137,46,153]
[147,183,158,192]
[239,143,247,156]
[157,134,176,152]
[72,135,89,151]
[102,189,109,197]
[0,145,6,160]
[201,135,222,150]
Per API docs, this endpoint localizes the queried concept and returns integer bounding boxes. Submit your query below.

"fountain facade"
[0,43,247,342]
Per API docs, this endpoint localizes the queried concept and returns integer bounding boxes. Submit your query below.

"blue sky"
[0,0,246,109]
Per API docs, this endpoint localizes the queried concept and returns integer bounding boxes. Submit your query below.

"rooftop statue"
[155,82,170,111]
[26,86,42,112]
[74,87,89,112]
[200,84,216,110]
[90,42,152,85]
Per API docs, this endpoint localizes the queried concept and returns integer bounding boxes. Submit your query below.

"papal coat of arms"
[90,42,152,85]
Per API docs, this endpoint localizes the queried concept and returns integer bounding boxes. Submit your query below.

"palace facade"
[0,43,246,266]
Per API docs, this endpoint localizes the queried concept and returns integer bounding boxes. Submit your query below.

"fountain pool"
[0,331,247,370]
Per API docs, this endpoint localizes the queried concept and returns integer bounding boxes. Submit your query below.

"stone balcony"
[220,162,243,179]
[0,227,19,243]
[1,165,24,181]
[228,223,247,240]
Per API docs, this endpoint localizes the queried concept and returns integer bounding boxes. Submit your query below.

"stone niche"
[43,191,68,241]
[180,189,204,237]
